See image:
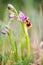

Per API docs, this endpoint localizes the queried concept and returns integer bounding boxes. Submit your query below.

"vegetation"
[0,0,43,65]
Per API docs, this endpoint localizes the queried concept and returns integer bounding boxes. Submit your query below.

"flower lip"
[26,22,31,26]
[26,20,32,29]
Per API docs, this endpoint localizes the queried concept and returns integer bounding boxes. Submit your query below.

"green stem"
[7,31,16,53]
[21,22,30,57]
[7,31,19,62]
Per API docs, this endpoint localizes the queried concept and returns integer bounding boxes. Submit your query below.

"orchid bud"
[9,13,14,18]
[8,4,18,17]
[1,30,7,34]
[8,4,14,10]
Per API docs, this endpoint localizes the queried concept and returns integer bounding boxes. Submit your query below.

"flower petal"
[18,12,26,21]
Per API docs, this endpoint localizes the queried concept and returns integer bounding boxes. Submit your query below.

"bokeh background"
[0,0,43,65]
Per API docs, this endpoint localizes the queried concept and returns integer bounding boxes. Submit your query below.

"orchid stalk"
[8,31,16,52]
[7,4,32,59]
[21,22,30,57]
[18,11,32,59]
[1,4,32,65]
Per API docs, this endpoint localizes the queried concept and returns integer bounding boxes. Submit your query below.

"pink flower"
[8,4,14,10]
[1,30,7,34]
[18,12,27,22]
[18,11,32,29]
[9,14,14,18]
